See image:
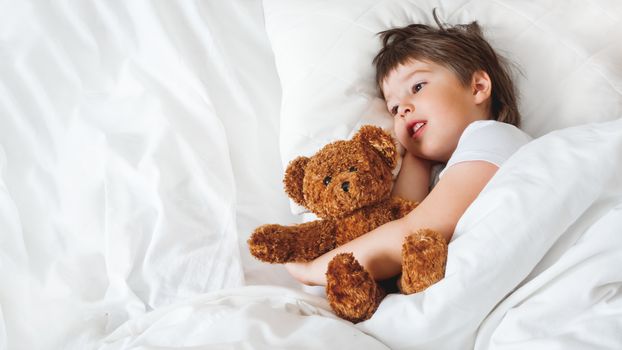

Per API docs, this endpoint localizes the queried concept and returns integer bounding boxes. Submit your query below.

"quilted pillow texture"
[264,0,622,173]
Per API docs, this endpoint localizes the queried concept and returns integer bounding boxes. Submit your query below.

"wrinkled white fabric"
[99,286,388,349]
[0,1,298,349]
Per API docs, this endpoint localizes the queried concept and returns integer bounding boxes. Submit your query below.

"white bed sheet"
[100,286,388,350]
[0,1,300,349]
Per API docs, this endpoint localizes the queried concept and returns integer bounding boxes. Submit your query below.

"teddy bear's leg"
[399,229,448,295]
[326,253,386,323]
[248,220,336,263]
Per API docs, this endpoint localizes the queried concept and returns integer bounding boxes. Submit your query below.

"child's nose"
[398,104,414,117]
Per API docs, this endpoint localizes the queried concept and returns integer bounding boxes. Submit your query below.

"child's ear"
[354,125,398,169]
[471,70,492,105]
[283,156,310,207]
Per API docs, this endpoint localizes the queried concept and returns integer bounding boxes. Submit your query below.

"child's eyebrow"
[404,68,431,81]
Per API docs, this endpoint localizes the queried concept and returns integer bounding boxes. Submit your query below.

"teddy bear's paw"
[247,224,298,263]
[399,229,448,295]
[326,253,386,323]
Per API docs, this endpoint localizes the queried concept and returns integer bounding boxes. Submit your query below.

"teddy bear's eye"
[349,166,357,172]
[323,176,332,186]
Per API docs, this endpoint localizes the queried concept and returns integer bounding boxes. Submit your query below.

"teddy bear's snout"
[341,181,350,192]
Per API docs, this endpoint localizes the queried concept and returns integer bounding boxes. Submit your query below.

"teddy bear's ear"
[283,156,310,207]
[354,125,398,169]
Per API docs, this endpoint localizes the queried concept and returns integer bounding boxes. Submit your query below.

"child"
[285,13,532,289]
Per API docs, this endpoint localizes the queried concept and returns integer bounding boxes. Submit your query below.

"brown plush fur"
[399,229,448,295]
[248,125,448,323]
[326,253,386,323]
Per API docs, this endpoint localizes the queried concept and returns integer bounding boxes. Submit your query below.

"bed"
[1,0,621,349]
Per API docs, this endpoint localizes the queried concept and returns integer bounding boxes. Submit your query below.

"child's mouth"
[407,120,426,139]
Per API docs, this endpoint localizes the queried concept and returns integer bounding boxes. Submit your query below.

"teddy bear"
[248,125,448,323]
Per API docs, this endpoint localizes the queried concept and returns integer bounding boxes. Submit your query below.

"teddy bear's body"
[248,125,447,323]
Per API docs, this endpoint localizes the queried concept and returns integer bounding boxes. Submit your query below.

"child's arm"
[391,152,432,203]
[285,160,498,286]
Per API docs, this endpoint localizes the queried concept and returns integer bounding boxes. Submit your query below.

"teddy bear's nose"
[341,181,350,192]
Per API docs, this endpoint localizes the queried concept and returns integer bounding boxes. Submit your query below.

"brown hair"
[372,10,521,127]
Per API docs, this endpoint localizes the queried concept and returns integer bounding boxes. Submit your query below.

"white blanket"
[100,286,388,349]
[98,119,622,349]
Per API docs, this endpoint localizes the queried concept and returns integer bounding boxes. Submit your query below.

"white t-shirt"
[431,120,532,187]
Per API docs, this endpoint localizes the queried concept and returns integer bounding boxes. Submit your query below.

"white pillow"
[263,0,622,213]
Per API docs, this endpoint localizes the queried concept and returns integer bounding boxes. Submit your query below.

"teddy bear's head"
[283,125,398,219]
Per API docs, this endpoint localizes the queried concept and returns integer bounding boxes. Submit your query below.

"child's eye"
[412,82,425,93]
[390,106,398,115]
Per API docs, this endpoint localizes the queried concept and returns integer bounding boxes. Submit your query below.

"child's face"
[382,59,489,162]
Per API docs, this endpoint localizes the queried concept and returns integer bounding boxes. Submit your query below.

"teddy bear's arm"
[248,220,337,263]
